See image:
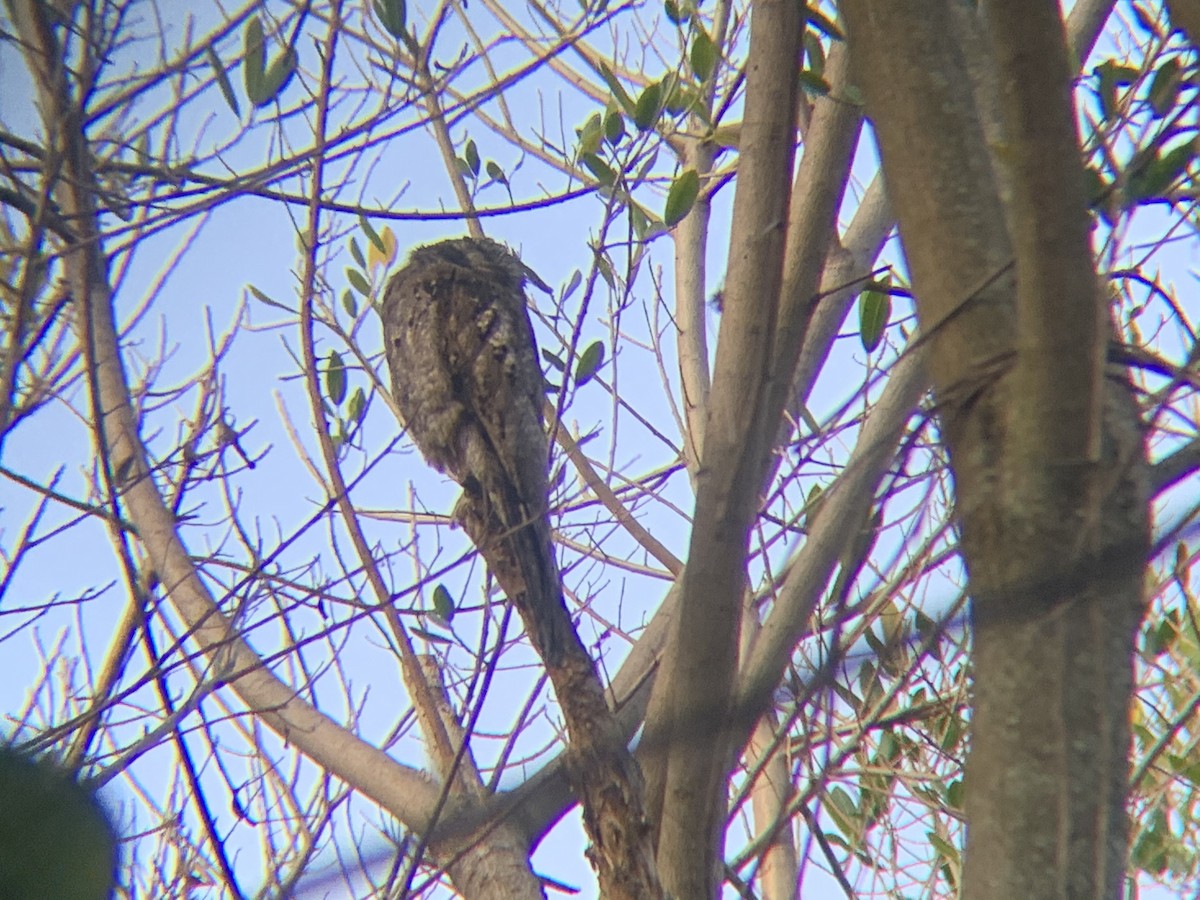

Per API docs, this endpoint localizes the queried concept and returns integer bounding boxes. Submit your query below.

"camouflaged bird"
[381,237,569,662]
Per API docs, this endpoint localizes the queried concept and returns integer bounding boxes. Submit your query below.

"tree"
[1,0,1197,898]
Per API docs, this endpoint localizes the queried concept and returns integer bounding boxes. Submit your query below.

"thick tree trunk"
[843,2,1148,898]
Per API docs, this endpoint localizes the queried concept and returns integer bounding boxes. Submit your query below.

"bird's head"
[407,237,552,294]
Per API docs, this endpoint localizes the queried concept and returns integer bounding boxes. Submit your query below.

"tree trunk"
[842,2,1148,897]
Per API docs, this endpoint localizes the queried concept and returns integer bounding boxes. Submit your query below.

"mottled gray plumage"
[381,237,567,661]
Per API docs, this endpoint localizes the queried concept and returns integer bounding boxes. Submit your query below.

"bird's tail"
[454,491,573,666]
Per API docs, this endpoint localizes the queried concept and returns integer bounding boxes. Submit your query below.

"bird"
[380,236,569,663]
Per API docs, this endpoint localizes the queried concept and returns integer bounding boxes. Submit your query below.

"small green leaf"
[1148,57,1182,118]
[927,831,960,864]
[250,46,297,107]
[485,160,507,185]
[411,627,453,644]
[581,152,616,186]
[542,348,566,372]
[562,269,582,301]
[325,350,347,406]
[633,81,664,131]
[342,289,358,318]
[247,284,291,311]
[206,44,241,117]
[360,216,385,254]
[578,112,604,156]
[629,202,651,240]
[664,0,688,25]
[1094,60,1139,120]
[347,267,371,296]
[859,284,891,352]
[243,17,266,100]
[824,787,862,844]
[596,254,615,289]
[662,77,694,114]
[946,778,965,810]
[349,238,366,268]
[348,386,366,425]
[663,168,700,227]
[464,139,480,177]
[1127,141,1196,202]
[596,61,635,115]
[574,340,605,386]
[432,583,455,624]
[373,0,407,39]
[604,108,626,145]
[689,27,718,81]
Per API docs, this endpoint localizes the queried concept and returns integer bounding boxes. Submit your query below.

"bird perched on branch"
[381,236,570,663]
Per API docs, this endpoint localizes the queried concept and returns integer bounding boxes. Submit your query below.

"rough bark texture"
[843,2,1148,898]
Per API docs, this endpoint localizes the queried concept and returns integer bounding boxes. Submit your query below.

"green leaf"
[360,216,385,254]
[629,202,653,240]
[689,27,718,81]
[596,61,635,115]
[663,168,700,227]
[347,267,371,296]
[411,627,453,644]
[349,238,366,268]
[542,348,566,372]
[946,778,965,810]
[373,0,407,39]
[485,160,507,185]
[633,81,664,131]
[824,787,862,844]
[578,112,604,156]
[604,108,626,145]
[206,44,241,117]
[325,351,347,406]
[664,0,689,25]
[464,139,480,177]
[247,284,292,311]
[662,77,694,114]
[927,831,960,864]
[562,269,582,301]
[432,583,455,624]
[581,152,616,186]
[574,340,605,386]
[242,17,266,101]
[1127,141,1196,202]
[342,289,358,318]
[1094,60,1139,120]
[348,386,366,425]
[596,254,615,290]
[859,283,891,351]
[1148,57,1182,118]
[250,46,297,108]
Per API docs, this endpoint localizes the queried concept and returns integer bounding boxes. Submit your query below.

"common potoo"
[381,237,569,663]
